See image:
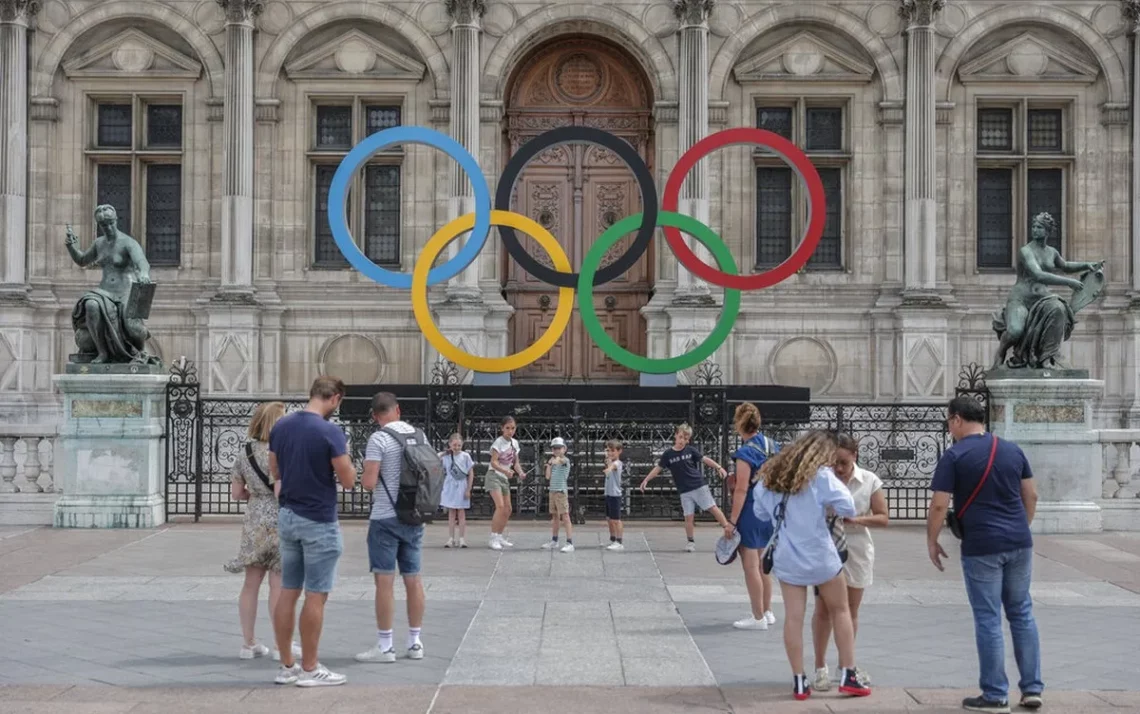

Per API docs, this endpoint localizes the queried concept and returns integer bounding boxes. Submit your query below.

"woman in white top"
[811,433,888,691]
[752,430,870,701]
[486,416,526,550]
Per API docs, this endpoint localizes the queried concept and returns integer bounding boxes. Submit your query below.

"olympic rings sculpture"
[329,125,825,375]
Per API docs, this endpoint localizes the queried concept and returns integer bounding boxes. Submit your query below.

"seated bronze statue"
[65,205,159,365]
[991,212,1104,370]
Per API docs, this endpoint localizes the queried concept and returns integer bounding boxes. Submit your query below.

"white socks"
[377,629,393,652]
[407,627,422,650]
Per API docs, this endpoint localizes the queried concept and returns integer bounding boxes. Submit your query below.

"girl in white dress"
[811,433,889,691]
[439,433,475,548]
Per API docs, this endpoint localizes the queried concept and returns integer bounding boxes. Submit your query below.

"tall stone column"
[0,0,37,299]
[217,0,261,297]
[1125,2,1140,298]
[900,0,943,301]
[445,0,483,302]
[673,0,713,304]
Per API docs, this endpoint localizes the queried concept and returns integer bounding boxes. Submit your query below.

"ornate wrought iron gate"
[165,360,987,522]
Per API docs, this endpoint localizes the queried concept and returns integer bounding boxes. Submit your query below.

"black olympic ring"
[495,126,659,288]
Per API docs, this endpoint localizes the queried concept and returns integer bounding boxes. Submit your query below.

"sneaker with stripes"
[295,664,346,687]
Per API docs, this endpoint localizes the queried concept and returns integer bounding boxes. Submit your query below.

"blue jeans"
[278,507,343,593]
[367,518,424,575]
[961,547,1044,702]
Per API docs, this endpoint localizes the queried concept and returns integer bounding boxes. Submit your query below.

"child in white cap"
[543,437,574,552]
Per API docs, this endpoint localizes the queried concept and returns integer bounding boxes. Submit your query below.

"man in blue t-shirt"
[268,376,357,688]
[927,396,1043,713]
[638,423,730,552]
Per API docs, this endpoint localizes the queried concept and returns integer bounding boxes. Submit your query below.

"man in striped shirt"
[543,437,575,552]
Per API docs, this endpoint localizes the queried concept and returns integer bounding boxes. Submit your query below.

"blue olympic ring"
[328,126,491,289]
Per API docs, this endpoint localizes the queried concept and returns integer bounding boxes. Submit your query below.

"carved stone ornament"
[216,0,264,24]
[446,0,486,25]
[673,0,715,27]
[1123,0,1140,33]
[0,0,41,23]
[898,0,945,27]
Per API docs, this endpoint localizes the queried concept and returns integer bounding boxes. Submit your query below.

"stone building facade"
[2,0,1140,425]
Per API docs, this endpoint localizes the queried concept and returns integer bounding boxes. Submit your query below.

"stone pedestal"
[987,376,1105,534]
[52,373,167,528]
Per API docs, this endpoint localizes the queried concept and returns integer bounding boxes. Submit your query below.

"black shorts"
[605,496,622,520]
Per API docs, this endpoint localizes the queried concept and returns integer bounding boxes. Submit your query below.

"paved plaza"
[1,522,1138,713]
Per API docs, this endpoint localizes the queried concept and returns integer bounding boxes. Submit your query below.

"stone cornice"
[215,0,263,25]
[445,0,485,26]
[898,0,944,28]
[0,0,40,24]
[673,0,714,29]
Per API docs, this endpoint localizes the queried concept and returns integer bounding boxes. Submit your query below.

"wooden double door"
[502,39,655,384]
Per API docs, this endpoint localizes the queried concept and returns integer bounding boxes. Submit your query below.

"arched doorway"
[502,37,654,384]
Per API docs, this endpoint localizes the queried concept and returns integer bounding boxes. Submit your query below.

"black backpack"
[378,427,445,526]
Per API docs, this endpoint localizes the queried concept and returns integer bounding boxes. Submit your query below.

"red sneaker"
[793,674,812,701]
[838,668,871,697]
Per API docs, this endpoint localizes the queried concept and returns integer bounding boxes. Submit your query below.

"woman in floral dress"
[225,401,299,661]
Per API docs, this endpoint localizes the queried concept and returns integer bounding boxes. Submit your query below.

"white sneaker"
[500,534,515,547]
[274,663,300,685]
[354,646,396,663]
[685,542,696,553]
[444,538,454,548]
[459,538,468,548]
[407,643,424,660]
[733,615,769,630]
[239,643,269,659]
[295,663,346,687]
[606,542,624,551]
[272,642,302,661]
[489,535,503,551]
[560,543,575,553]
[541,540,557,550]
[764,610,777,626]
[813,666,832,691]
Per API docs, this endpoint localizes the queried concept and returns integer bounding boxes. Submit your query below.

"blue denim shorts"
[605,496,622,520]
[368,518,424,576]
[278,507,343,593]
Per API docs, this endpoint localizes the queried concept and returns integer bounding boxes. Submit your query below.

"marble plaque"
[72,399,143,418]
[1013,404,1085,424]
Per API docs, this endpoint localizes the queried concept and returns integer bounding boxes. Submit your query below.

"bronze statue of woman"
[65,204,159,365]
[991,212,1104,370]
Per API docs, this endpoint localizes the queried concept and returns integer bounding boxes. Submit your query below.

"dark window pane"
[755,167,792,266]
[364,165,401,265]
[145,164,181,265]
[313,165,346,266]
[808,168,842,268]
[1028,109,1062,153]
[978,108,1013,151]
[806,108,843,151]
[365,106,402,135]
[977,168,1013,268]
[97,104,132,148]
[757,107,792,139]
[96,164,132,236]
[1028,168,1063,252]
[316,106,352,148]
[146,105,183,148]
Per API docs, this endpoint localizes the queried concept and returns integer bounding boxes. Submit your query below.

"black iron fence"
[165,359,989,522]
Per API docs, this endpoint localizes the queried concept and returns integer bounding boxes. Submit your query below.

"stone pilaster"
[217,0,261,297]
[444,0,484,302]
[0,0,37,300]
[672,0,714,305]
[1124,2,1140,300]
[900,0,943,303]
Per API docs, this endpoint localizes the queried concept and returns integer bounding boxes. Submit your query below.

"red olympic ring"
[662,127,826,291]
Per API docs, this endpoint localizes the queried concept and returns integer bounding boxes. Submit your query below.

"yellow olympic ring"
[412,210,574,374]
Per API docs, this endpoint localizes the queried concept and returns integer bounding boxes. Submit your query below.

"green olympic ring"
[578,211,742,374]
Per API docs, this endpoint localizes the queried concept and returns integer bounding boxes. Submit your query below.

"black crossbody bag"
[946,435,998,540]
[762,493,791,575]
[244,442,273,491]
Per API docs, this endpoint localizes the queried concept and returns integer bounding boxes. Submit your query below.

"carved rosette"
[216,0,264,25]
[446,0,486,26]
[1123,0,1140,34]
[0,0,40,24]
[673,0,714,28]
[898,0,945,27]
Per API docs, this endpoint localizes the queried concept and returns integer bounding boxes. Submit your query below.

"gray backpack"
[379,427,445,526]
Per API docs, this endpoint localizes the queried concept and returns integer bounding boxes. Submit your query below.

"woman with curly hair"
[753,430,870,701]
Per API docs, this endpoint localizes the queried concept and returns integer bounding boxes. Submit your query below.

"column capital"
[216,0,263,26]
[446,0,485,27]
[1123,0,1140,34]
[898,0,944,28]
[673,0,714,29]
[0,0,40,25]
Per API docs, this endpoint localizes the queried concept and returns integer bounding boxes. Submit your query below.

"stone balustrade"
[1099,430,1140,500]
[0,427,56,494]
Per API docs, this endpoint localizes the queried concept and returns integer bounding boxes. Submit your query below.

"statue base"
[987,377,1105,533]
[51,373,167,528]
[65,359,164,375]
[986,366,1090,380]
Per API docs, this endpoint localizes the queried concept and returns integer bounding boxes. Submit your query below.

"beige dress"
[842,465,883,589]
[224,441,281,573]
